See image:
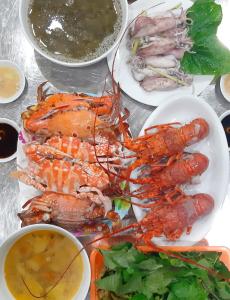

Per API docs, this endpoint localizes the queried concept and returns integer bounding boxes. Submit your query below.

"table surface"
[0,0,230,297]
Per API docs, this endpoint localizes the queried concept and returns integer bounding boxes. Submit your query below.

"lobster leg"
[11,171,46,192]
[37,81,48,102]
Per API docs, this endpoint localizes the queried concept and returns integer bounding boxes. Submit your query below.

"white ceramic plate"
[131,96,229,246]
[107,0,213,107]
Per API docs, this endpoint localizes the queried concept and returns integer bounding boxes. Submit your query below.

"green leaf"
[169,258,186,267]
[141,268,173,297]
[216,281,230,299]
[100,246,147,270]
[114,197,131,210]
[169,278,208,300]
[131,294,148,300]
[137,258,163,270]
[119,273,143,295]
[167,292,179,300]
[186,0,222,40]
[181,36,230,75]
[122,268,135,283]
[96,272,122,293]
[181,0,230,76]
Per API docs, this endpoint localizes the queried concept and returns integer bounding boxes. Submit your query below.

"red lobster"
[92,193,214,243]
[116,118,209,178]
[130,152,209,199]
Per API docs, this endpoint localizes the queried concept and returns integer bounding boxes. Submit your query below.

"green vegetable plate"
[90,244,230,300]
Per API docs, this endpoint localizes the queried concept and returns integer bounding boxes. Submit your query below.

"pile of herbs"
[96,243,230,300]
[181,0,230,75]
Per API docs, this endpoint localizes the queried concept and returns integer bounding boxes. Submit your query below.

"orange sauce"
[224,74,230,95]
[0,66,20,99]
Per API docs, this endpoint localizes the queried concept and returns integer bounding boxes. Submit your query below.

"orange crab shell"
[21,92,118,138]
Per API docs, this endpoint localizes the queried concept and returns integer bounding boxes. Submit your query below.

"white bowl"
[0,224,91,300]
[19,0,128,67]
[0,118,19,163]
[220,74,230,102]
[0,60,25,104]
[220,110,230,150]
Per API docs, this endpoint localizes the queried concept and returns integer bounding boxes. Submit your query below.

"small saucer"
[0,60,25,104]
[0,118,19,163]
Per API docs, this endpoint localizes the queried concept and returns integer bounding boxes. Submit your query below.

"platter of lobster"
[13,82,229,247]
[131,95,229,246]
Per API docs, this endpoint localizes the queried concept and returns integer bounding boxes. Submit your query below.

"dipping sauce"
[5,230,83,300]
[224,74,230,96]
[0,123,18,159]
[0,66,20,99]
[28,0,122,62]
[221,114,230,147]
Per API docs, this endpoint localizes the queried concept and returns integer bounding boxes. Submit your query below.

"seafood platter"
[1,0,230,299]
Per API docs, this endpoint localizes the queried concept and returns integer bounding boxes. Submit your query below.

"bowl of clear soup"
[19,0,128,67]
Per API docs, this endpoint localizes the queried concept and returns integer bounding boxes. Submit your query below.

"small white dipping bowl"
[19,0,128,67]
[0,118,19,163]
[220,74,230,103]
[219,110,230,151]
[0,224,91,300]
[0,60,25,104]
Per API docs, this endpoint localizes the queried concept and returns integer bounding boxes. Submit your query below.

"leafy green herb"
[113,197,131,211]
[97,243,230,300]
[181,0,230,75]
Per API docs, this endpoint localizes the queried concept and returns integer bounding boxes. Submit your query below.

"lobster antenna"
[21,247,85,298]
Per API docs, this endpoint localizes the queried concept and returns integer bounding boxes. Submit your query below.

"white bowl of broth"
[0,224,91,300]
[0,60,25,104]
[19,0,128,67]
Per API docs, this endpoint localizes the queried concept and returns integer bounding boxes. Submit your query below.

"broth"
[28,0,122,62]
[0,66,20,99]
[5,230,83,300]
